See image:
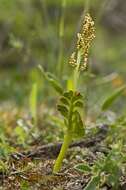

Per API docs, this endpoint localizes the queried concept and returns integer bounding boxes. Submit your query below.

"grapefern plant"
[39,13,95,173]
[53,90,84,172]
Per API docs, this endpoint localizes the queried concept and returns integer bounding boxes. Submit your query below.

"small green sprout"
[29,82,38,127]
[75,142,125,190]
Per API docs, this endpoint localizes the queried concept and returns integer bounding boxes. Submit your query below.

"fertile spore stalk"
[53,13,95,173]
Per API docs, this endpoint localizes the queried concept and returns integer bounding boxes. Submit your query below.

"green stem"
[73,51,81,91]
[57,0,66,77]
[84,0,90,13]
[53,131,72,173]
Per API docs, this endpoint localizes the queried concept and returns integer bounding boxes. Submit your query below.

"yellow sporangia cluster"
[69,13,95,71]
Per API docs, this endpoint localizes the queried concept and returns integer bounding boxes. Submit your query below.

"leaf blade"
[102,85,126,111]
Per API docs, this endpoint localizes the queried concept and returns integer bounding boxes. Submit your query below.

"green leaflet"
[57,90,85,138]
[72,111,84,138]
[60,97,69,105]
[38,65,63,95]
[102,85,126,111]
[84,175,100,190]
[74,100,83,108]
[63,90,73,99]
[57,104,68,118]
[75,163,91,173]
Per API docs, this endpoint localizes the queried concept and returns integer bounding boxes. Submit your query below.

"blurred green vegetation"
[0,0,125,114]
